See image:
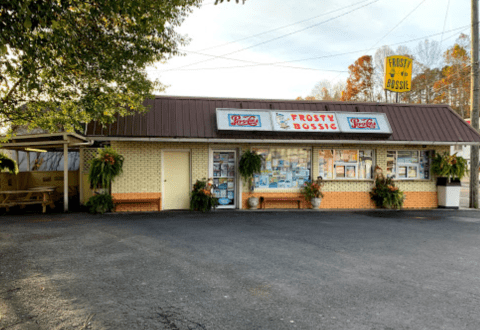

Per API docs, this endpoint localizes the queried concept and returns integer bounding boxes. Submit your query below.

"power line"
[162,0,380,72]
[368,0,426,51]
[440,0,451,48]
[197,0,374,52]
[151,25,467,73]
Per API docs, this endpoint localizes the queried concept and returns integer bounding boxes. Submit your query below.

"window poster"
[259,175,269,188]
[336,166,345,177]
[408,167,417,178]
[252,148,312,189]
[346,166,355,178]
[398,166,407,178]
[212,151,236,206]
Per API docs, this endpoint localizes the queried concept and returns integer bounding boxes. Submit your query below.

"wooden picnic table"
[0,187,56,213]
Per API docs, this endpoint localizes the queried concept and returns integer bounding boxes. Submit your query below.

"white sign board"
[335,112,392,134]
[271,111,339,132]
[216,109,273,131]
[216,109,392,134]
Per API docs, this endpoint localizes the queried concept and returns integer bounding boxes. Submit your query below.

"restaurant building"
[83,96,480,211]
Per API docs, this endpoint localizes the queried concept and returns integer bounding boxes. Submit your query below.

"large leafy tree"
[0,0,200,132]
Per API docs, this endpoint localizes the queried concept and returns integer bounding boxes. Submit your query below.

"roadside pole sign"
[384,55,413,93]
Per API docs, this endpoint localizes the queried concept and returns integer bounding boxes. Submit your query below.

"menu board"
[212,152,235,206]
[254,148,311,189]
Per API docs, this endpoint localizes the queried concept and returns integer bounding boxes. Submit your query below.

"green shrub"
[301,179,324,202]
[370,168,405,209]
[431,152,468,182]
[85,193,114,214]
[190,179,218,212]
[88,147,124,189]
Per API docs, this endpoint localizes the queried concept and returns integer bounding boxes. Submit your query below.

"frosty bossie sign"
[272,111,339,132]
[383,55,413,92]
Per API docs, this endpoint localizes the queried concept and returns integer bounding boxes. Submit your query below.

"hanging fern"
[88,147,124,189]
[0,153,18,174]
[238,150,263,182]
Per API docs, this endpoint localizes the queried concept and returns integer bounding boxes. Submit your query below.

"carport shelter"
[0,132,92,212]
[67,96,480,211]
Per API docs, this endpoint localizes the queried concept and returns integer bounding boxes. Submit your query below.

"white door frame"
[161,149,191,210]
[209,148,239,209]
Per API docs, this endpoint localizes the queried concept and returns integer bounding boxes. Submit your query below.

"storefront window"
[387,150,431,180]
[253,148,311,189]
[319,149,374,180]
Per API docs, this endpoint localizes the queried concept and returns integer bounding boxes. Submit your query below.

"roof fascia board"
[90,137,480,146]
[1,140,69,148]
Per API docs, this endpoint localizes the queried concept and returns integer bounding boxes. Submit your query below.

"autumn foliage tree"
[341,55,374,102]
[432,38,471,118]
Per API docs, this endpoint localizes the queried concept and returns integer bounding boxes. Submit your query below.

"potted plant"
[301,177,324,209]
[431,152,468,208]
[190,178,218,212]
[370,167,405,209]
[87,147,124,214]
[238,150,263,209]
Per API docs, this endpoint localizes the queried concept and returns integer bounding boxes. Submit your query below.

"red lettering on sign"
[319,115,326,121]
[314,115,319,121]
[293,123,301,129]
[302,123,309,129]
[291,114,297,121]
[325,123,329,129]
[311,123,317,129]
[306,115,313,121]
[299,115,305,121]
[230,115,259,127]
[328,115,334,122]
[350,118,377,129]
[318,124,324,130]
[331,123,337,130]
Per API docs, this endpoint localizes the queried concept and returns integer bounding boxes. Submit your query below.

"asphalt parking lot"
[1,210,480,330]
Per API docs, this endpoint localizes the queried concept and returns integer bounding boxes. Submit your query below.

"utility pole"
[470,0,479,208]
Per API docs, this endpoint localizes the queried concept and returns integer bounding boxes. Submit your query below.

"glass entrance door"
[211,150,236,208]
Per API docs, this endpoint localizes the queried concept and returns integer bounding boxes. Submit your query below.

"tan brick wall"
[109,141,209,194]
[96,142,450,211]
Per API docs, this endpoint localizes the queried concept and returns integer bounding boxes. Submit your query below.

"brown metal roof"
[85,96,480,143]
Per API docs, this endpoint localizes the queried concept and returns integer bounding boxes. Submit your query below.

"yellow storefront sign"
[383,55,413,93]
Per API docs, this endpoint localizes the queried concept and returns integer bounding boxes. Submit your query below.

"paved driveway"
[1,210,480,330]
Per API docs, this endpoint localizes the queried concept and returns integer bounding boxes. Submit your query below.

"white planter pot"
[437,183,461,209]
[248,197,259,209]
[310,197,322,209]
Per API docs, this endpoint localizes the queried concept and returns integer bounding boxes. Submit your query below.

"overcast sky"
[146,0,471,100]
